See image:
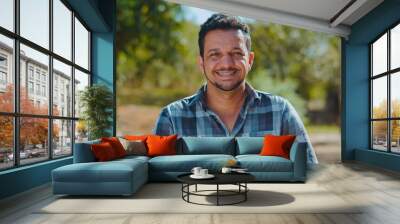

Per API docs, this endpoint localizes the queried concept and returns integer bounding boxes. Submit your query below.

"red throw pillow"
[146,135,177,157]
[259,135,296,159]
[101,137,127,158]
[91,142,117,161]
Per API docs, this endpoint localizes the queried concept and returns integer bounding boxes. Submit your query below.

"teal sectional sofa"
[52,137,306,196]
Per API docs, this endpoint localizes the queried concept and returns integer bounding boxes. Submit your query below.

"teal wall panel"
[0,158,72,199]
[355,149,400,172]
[342,43,369,160]
[343,0,400,171]
[91,0,116,135]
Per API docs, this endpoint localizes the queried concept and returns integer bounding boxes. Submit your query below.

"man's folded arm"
[281,99,318,165]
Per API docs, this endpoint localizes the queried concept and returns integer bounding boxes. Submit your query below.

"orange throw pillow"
[101,137,127,158]
[259,135,296,159]
[146,135,177,157]
[124,135,149,142]
[91,142,117,161]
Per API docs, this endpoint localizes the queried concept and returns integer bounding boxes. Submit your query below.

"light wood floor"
[1,139,400,224]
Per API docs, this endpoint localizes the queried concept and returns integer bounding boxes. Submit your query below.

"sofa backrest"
[235,137,264,155]
[177,137,235,155]
[73,139,100,163]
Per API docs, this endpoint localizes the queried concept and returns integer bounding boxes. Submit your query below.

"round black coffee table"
[177,173,255,206]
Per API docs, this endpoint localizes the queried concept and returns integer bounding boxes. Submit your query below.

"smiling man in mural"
[154,13,318,166]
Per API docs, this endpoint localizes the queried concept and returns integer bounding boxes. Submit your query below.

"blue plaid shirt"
[153,83,318,164]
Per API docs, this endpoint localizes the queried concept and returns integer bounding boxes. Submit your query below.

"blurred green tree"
[249,23,340,123]
[117,0,185,87]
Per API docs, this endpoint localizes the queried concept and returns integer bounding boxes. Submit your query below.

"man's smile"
[215,69,238,79]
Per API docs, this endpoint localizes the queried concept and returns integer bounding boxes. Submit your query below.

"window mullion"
[370,45,373,149]
[71,10,76,155]
[48,0,53,160]
[13,0,20,167]
[388,30,391,153]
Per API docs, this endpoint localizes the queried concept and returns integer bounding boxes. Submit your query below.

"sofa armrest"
[73,140,100,163]
[289,141,307,181]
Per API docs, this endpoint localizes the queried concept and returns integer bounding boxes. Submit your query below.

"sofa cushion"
[178,137,235,155]
[236,155,293,172]
[148,154,235,172]
[52,158,147,183]
[236,137,264,155]
[115,155,150,163]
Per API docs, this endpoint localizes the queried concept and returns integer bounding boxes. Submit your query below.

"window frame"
[0,0,92,171]
[370,21,400,154]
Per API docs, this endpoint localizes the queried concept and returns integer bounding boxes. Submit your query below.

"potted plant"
[79,84,113,140]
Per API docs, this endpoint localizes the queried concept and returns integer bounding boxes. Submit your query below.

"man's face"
[199,29,254,92]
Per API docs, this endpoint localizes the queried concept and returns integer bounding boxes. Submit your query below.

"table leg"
[195,184,197,192]
[187,184,190,202]
[181,184,183,199]
[245,183,247,201]
[217,184,219,206]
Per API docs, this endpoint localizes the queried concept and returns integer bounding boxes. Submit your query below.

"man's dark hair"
[198,13,251,58]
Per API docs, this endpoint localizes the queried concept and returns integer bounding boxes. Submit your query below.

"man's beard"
[203,66,245,92]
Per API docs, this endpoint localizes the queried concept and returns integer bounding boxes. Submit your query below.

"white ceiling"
[166,0,384,37]
[226,0,352,22]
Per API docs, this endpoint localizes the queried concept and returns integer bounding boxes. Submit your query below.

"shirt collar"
[190,82,261,110]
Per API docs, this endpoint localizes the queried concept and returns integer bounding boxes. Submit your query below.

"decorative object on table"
[222,167,249,174]
[190,167,214,179]
[189,173,215,179]
[221,167,232,173]
[191,167,202,176]
[225,159,238,168]
[79,84,113,140]
[221,159,240,173]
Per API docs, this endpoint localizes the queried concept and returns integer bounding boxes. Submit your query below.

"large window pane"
[391,24,400,70]
[53,0,72,60]
[20,117,49,165]
[74,69,89,118]
[20,0,49,49]
[391,120,400,153]
[372,77,387,119]
[372,33,387,76]
[20,44,49,115]
[53,119,72,158]
[391,72,400,118]
[75,120,88,143]
[0,116,13,170]
[74,18,89,70]
[0,0,14,31]
[372,121,388,151]
[53,59,72,117]
[0,34,14,112]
